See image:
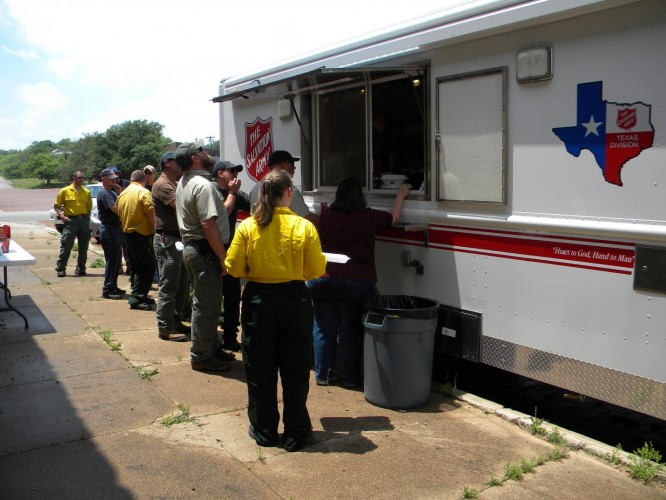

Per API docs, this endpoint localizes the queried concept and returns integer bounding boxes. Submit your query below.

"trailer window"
[317,73,426,189]
[319,87,366,186]
[436,68,506,204]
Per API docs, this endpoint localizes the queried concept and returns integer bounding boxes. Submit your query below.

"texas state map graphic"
[552,81,654,186]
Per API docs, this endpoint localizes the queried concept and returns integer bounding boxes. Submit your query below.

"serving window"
[316,70,427,191]
[436,68,506,204]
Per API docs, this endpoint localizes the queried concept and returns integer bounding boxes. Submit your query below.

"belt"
[185,239,211,254]
[248,280,305,287]
[67,214,88,218]
[156,229,181,238]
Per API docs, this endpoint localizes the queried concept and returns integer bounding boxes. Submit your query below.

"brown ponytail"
[253,170,292,228]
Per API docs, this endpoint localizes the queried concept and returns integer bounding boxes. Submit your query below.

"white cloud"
[16,81,69,110]
[1,0,463,149]
[1,44,39,60]
[47,58,77,80]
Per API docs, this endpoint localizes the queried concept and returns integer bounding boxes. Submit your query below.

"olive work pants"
[154,233,188,333]
[56,215,90,273]
[183,242,223,362]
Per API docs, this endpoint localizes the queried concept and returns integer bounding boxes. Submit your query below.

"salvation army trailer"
[214,0,666,420]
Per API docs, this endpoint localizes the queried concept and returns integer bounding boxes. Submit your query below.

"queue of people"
[52,146,409,453]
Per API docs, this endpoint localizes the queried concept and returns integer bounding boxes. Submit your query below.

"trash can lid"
[365,295,439,320]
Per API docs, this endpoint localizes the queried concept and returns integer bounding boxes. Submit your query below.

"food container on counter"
[380,174,407,189]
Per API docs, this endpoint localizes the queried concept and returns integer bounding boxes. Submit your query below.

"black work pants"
[125,232,154,305]
[222,274,242,342]
[241,281,313,448]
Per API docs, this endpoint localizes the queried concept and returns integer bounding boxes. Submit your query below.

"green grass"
[161,403,196,426]
[628,442,664,483]
[139,368,159,381]
[546,426,567,446]
[9,178,67,189]
[604,444,624,466]
[546,447,568,462]
[503,461,525,481]
[437,370,458,397]
[529,407,547,436]
[99,329,121,351]
[462,486,478,499]
[90,257,105,268]
[485,476,503,487]
[474,447,570,496]
[518,457,537,474]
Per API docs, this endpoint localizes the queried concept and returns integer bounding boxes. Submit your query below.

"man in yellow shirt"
[53,170,92,277]
[117,170,156,310]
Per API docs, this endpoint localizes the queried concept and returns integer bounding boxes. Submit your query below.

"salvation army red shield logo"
[617,108,637,131]
[245,117,273,182]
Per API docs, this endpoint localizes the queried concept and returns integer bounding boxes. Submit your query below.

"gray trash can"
[363,295,439,409]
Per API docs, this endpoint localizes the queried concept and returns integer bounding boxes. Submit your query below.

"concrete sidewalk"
[0,224,663,499]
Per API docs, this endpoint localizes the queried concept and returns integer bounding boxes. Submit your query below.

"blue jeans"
[99,224,121,294]
[306,278,378,386]
[183,243,223,362]
[154,233,189,333]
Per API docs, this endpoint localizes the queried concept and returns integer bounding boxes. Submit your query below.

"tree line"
[0,120,181,185]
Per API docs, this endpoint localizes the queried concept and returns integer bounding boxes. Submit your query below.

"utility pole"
[206,136,215,147]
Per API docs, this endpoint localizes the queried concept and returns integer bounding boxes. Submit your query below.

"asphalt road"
[0,177,59,222]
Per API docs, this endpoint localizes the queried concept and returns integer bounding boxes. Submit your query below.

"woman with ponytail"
[226,169,326,452]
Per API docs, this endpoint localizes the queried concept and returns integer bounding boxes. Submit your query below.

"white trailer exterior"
[215,0,666,420]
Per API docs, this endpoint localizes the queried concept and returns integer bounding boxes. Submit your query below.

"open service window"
[316,68,426,190]
[436,68,506,204]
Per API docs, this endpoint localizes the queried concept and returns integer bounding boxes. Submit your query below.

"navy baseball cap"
[159,151,175,166]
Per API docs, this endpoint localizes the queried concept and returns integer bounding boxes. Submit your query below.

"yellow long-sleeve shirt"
[225,207,326,283]
[54,184,92,217]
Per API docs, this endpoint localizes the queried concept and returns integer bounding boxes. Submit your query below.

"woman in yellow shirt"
[226,169,326,452]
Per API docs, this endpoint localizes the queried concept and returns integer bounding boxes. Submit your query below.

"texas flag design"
[552,81,654,186]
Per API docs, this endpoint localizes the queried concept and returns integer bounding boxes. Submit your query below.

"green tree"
[67,132,108,181]
[103,120,168,178]
[0,119,170,183]
[23,152,67,185]
[26,140,59,156]
[0,152,27,178]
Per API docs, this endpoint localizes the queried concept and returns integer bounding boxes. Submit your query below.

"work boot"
[158,331,188,342]
[191,357,230,372]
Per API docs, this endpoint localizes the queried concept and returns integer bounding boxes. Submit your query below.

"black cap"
[268,150,300,166]
[213,160,243,177]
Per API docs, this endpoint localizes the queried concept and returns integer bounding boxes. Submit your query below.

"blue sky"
[0,0,467,151]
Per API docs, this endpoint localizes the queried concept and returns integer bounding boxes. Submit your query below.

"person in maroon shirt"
[307,177,409,387]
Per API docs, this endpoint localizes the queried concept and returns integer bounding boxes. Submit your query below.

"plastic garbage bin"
[363,295,439,409]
